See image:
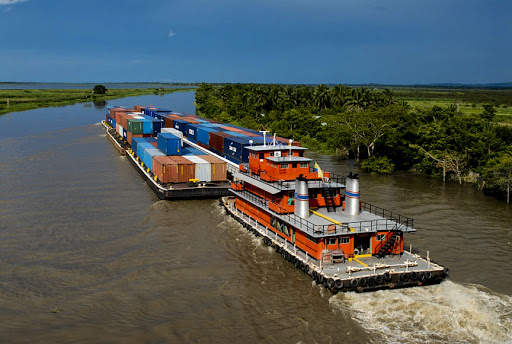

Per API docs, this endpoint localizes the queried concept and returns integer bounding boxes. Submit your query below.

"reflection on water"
[0,93,511,343]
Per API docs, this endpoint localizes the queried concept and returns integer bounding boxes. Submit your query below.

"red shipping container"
[168,156,195,182]
[153,156,179,183]
[200,155,227,181]
[209,131,233,154]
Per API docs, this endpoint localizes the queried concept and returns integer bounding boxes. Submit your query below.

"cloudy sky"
[0,0,510,84]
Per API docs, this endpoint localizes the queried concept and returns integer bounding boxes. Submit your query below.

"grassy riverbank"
[0,88,195,116]
[380,86,512,123]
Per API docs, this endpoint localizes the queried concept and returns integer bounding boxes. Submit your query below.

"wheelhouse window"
[281,163,289,169]
[376,234,386,241]
[328,238,337,245]
[300,162,309,168]
[340,237,349,244]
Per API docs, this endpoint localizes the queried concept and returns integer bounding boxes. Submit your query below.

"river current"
[0,91,511,343]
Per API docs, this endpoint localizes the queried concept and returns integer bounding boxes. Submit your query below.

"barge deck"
[221,196,447,293]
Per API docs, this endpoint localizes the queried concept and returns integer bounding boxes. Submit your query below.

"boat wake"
[330,280,512,344]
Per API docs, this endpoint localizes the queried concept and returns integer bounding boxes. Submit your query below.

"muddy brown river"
[0,91,511,343]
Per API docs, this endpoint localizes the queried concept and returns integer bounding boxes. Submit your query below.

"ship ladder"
[322,188,336,212]
[376,231,401,258]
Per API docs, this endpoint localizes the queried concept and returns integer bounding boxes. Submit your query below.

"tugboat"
[220,141,449,292]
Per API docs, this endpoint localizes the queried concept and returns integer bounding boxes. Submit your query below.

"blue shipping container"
[196,127,218,146]
[157,133,181,155]
[131,137,151,155]
[173,119,188,134]
[142,148,165,172]
[137,142,155,160]
[185,123,201,142]
[223,131,248,138]
[141,115,163,135]
[181,147,206,156]
[224,137,252,162]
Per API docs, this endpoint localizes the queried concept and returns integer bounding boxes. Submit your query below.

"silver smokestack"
[294,175,310,219]
[344,173,360,215]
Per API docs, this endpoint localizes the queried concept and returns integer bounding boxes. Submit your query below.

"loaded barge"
[102,105,234,200]
[102,104,448,292]
[220,144,449,292]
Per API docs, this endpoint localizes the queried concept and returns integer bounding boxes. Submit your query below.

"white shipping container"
[183,155,211,182]
[116,123,124,136]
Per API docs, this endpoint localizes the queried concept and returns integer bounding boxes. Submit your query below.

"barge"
[220,144,449,292]
[102,103,448,292]
[102,105,234,200]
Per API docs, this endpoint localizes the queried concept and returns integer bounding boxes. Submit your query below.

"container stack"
[105,104,300,184]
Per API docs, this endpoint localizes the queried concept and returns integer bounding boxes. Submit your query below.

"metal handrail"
[360,201,414,229]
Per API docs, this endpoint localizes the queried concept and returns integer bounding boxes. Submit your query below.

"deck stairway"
[376,231,401,258]
[322,188,336,212]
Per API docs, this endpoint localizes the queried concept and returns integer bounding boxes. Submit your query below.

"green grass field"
[386,87,512,123]
[0,88,194,116]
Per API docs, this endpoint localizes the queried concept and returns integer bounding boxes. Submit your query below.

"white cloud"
[168,30,176,38]
[0,0,29,5]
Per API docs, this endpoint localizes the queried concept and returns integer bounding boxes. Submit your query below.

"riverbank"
[0,88,195,116]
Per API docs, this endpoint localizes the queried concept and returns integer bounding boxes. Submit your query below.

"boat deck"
[222,196,447,292]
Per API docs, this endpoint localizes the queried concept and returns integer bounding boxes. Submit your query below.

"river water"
[0,91,511,344]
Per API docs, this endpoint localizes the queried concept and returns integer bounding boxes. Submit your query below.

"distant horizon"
[1,81,512,88]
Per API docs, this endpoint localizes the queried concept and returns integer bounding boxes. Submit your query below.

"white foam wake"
[330,281,512,344]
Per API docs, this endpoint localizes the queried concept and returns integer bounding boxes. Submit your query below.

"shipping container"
[137,142,155,160]
[161,128,183,147]
[185,123,200,142]
[224,136,252,162]
[172,119,188,134]
[153,156,179,183]
[196,127,218,146]
[209,131,233,155]
[140,115,162,135]
[131,136,152,154]
[200,155,227,181]
[127,119,144,134]
[142,148,165,172]
[183,155,211,182]
[182,147,206,156]
[157,132,181,155]
[168,156,195,182]
[223,131,248,138]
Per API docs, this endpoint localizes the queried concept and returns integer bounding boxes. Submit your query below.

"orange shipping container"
[153,156,179,183]
[168,156,195,182]
[200,155,227,181]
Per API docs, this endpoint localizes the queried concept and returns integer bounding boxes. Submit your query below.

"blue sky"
[1,0,511,84]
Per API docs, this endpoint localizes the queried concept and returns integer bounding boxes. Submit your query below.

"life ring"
[410,271,418,280]
[335,279,344,289]
[350,278,359,287]
[418,272,426,282]
[384,272,392,281]
[400,274,409,282]
[368,276,375,286]
[426,271,433,280]
[375,275,384,284]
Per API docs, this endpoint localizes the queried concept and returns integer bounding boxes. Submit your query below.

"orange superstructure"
[229,143,414,262]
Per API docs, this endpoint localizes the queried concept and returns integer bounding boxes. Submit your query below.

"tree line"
[195,83,512,203]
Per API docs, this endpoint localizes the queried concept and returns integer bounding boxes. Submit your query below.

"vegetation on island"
[0,87,194,116]
[195,83,512,202]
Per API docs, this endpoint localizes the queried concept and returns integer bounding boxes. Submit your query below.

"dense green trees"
[195,83,512,202]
